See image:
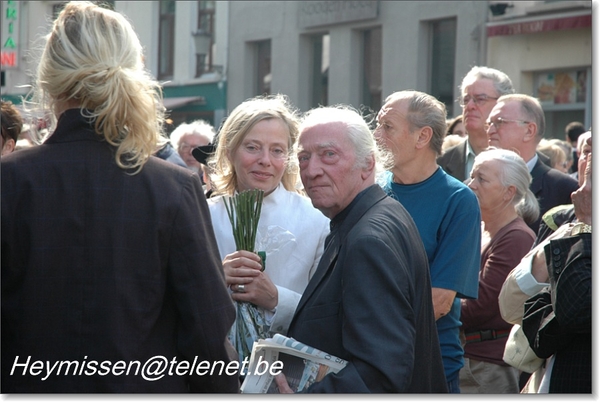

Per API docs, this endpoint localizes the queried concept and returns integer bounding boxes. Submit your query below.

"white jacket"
[208,184,330,334]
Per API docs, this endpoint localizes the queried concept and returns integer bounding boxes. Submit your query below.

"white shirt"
[208,184,330,334]
[526,153,539,173]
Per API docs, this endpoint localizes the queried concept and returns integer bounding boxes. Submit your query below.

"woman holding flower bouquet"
[206,95,330,361]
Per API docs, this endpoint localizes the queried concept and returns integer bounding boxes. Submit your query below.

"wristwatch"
[570,222,592,235]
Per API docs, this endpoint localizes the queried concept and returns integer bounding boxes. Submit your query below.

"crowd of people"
[1,1,591,394]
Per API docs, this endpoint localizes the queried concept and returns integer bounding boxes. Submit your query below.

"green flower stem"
[224,189,264,252]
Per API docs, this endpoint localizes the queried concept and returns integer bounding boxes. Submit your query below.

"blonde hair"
[537,139,567,170]
[208,94,300,196]
[30,1,165,174]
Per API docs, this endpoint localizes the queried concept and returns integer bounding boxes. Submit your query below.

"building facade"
[1,1,592,139]
[486,0,592,137]
[226,0,491,119]
[1,0,229,132]
[226,0,592,138]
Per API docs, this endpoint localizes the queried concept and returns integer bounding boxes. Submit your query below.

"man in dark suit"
[1,2,238,393]
[275,106,447,393]
[438,66,515,182]
[487,94,578,234]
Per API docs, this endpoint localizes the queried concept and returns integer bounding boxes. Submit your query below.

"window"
[429,18,456,115]
[311,34,329,107]
[158,1,175,80]
[196,1,215,77]
[255,40,271,96]
[362,27,382,114]
[535,68,591,138]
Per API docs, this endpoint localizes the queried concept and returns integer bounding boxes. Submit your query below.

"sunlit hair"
[460,66,515,97]
[383,90,447,156]
[28,1,165,174]
[473,147,540,224]
[548,139,573,164]
[497,94,546,140]
[299,104,391,175]
[170,120,215,150]
[208,94,300,196]
[538,139,567,169]
[577,131,592,154]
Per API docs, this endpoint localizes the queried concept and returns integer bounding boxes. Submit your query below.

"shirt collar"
[525,153,538,172]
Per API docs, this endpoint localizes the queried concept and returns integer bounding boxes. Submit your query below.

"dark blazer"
[529,157,579,234]
[437,138,468,182]
[1,109,238,393]
[288,185,447,393]
[545,233,591,393]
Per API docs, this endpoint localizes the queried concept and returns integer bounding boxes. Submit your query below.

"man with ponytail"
[1,2,237,393]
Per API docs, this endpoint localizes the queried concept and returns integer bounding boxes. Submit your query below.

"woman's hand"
[223,250,279,311]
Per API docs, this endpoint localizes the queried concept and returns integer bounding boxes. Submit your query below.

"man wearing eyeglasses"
[438,66,515,182]
[486,94,579,234]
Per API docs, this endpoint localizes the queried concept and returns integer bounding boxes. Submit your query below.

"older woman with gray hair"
[459,147,539,393]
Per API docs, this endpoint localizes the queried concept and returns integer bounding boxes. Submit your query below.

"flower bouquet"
[224,189,270,364]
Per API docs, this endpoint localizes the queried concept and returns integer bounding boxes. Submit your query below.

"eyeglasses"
[484,117,530,131]
[459,94,499,107]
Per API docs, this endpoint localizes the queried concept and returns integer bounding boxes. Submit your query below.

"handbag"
[502,324,544,373]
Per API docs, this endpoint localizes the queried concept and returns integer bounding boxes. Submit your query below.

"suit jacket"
[544,233,591,393]
[437,138,468,182]
[287,185,447,393]
[1,109,238,393]
[529,157,579,234]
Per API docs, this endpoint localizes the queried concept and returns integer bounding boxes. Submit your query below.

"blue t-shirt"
[380,168,480,382]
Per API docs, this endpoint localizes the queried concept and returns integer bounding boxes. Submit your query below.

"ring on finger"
[237,284,246,293]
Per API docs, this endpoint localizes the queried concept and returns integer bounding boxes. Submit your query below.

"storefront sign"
[487,13,591,37]
[1,0,19,68]
[299,1,379,29]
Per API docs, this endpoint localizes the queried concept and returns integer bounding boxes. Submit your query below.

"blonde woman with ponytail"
[458,147,539,393]
[1,2,238,392]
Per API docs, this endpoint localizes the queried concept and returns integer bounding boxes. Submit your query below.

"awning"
[487,11,591,37]
[162,96,206,110]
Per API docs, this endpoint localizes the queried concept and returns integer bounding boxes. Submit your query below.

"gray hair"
[299,105,391,175]
[460,66,515,97]
[474,147,540,224]
[383,90,447,156]
[170,120,215,149]
[497,94,546,141]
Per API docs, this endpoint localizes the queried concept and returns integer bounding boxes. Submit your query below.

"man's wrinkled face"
[298,121,363,219]
[461,77,500,137]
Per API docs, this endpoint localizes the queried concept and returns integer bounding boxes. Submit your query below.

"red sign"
[487,14,591,37]
[1,51,17,67]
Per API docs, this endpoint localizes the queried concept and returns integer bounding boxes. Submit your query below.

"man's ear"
[523,122,537,143]
[361,154,376,180]
[415,126,433,150]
